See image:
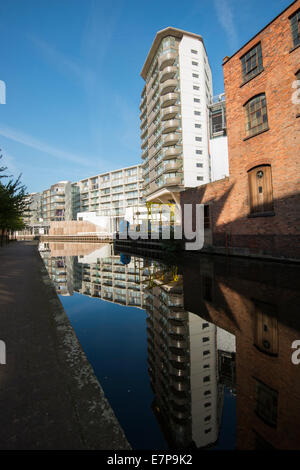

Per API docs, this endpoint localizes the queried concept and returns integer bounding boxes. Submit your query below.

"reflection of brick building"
[182,254,300,449]
[181,1,300,261]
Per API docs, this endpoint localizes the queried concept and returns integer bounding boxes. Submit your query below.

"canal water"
[39,242,300,450]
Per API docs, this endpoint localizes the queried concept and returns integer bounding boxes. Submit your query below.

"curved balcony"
[168,308,186,320]
[163,146,182,160]
[165,175,182,186]
[161,106,178,121]
[160,66,177,83]
[141,138,148,150]
[161,79,177,96]
[158,52,176,70]
[162,119,179,134]
[141,148,148,160]
[161,92,179,109]
[169,319,186,335]
[170,378,189,392]
[163,162,182,174]
[162,133,179,147]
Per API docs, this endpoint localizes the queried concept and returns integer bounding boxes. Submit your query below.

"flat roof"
[223,0,299,64]
[75,163,142,184]
[141,27,205,80]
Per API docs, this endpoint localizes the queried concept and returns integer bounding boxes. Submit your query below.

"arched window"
[244,94,268,138]
[248,164,274,215]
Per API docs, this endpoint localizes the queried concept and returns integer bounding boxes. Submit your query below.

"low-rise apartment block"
[72,165,144,231]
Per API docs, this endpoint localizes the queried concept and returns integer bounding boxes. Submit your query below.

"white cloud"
[0,124,93,167]
[29,35,95,87]
[213,0,239,51]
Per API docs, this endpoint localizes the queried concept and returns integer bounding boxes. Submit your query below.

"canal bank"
[0,241,130,450]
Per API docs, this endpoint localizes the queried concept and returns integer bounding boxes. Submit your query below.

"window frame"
[240,42,263,84]
[289,8,300,48]
[244,93,269,139]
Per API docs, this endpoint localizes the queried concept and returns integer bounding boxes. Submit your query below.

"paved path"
[0,241,130,450]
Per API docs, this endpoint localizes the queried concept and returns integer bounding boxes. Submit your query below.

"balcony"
[163,146,182,160]
[163,161,182,173]
[161,92,179,108]
[164,175,182,186]
[158,52,176,70]
[160,79,177,96]
[141,148,148,160]
[160,66,177,83]
[161,106,178,121]
[162,133,179,147]
[162,119,179,134]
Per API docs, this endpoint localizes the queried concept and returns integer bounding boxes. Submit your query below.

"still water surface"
[39,242,300,450]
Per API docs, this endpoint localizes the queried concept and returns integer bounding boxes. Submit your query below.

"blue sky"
[0,0,293,193]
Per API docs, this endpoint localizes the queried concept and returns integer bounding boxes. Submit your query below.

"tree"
[0,152,28,244]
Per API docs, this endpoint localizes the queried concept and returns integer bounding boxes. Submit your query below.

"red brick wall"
[182,255,300,449]
[181,0,300,260]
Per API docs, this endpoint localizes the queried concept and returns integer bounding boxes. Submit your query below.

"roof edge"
[141,27,204,80]
[222,0,300,65]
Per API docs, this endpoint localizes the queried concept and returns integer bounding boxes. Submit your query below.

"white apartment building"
[72,165,144,232]
[140,27,228,210]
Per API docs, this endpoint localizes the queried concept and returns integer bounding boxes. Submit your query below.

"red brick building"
[181,0,300,261]
[182,254,300,449]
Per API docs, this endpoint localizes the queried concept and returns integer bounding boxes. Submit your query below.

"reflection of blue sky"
[60,292,167,450]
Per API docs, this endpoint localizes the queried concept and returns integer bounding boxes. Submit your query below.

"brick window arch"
[248,164,274,215]
[244,93,268,138]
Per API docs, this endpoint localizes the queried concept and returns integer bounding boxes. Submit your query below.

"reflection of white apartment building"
[72,165,144,231]
[74,249,146,308]
[140,27,228,215]
[144,263,222,448]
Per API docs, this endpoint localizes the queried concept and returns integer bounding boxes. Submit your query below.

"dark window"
[202,274,212,301]
[244,94,268,138]
[211,109,223,133]
[196,163,203,168]
[203,337,209,343]
[196,149,202,154]
[194,111,201,116]
[255,379,278,427]
[197,176,203,181]
[290,9,300,48]
[248,165,274,214]
[202,322,209,329]
[241,43,263,82]
[204,205,210,228]
[203,376,210,383]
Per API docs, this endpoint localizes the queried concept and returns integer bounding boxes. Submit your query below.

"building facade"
[41,180,72,223]
[181,0,300,260]
[72,165,144,231]
[140,28,228,211]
